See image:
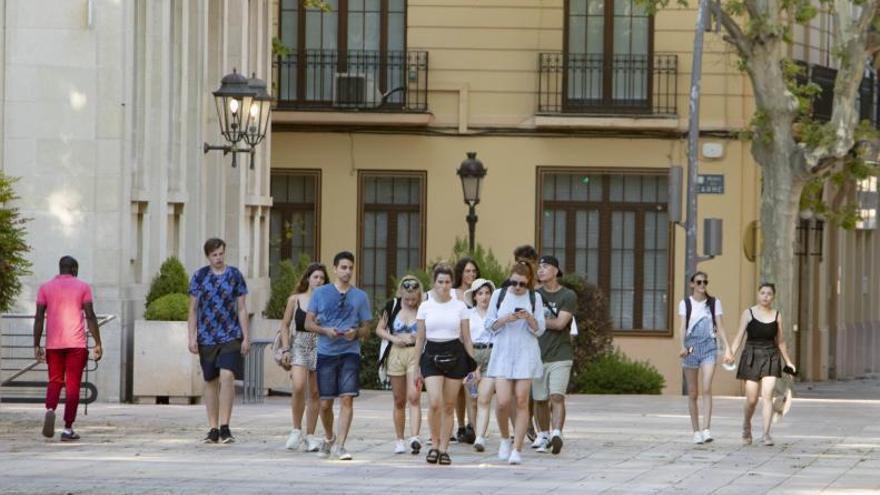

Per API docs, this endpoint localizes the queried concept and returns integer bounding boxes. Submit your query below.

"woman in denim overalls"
[678,272,733,444]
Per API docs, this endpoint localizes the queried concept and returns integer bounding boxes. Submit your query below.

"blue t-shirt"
[308,283,372,356]
[188,266,248,345]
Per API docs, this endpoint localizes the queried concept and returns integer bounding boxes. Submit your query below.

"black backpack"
[684,296,717,332]
[495,286,536,313]
[377,297,402,367]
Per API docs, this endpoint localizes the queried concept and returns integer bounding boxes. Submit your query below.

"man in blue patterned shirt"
[187,238,250,444]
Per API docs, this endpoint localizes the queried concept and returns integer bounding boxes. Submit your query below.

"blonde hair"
[396,275,425,304]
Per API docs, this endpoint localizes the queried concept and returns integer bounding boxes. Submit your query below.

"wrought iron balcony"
[538,52,678,116]
[273,50,428,112]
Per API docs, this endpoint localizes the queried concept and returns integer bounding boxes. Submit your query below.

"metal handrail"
[1,314,116,410]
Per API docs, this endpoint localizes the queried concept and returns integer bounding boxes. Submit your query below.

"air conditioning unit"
[333,73,381,108]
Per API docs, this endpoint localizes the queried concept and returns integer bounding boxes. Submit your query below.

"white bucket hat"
[464,278,496,308]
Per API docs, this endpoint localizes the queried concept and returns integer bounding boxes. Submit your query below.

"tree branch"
[802,0,880,174]
[713,2,751,57]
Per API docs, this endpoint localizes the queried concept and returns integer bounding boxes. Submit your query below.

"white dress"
[484,289,546,379]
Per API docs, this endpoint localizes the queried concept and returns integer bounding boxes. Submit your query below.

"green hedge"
[0,172,31,312]
[571,348,665,394]
[144,293,189,321]
[145,257,188,310]
[264,255,311,319]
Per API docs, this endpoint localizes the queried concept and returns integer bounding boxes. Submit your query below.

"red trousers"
[45,348,89,428]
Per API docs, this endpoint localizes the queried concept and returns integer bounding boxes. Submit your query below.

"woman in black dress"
[725,283,796,446]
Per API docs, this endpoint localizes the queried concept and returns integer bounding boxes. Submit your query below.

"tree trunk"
[757,153,807,353]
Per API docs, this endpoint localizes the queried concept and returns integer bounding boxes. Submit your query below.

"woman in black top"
[726,283,796,446]
[279,263,329,452]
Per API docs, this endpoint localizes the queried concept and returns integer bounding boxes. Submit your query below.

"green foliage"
[393,238,511,298]
[144,293,189,321]
[304,0,332,12]
[359,311,386,389]
[0,173,31,312]
[571,348,665,394]
[264,254,311,319]
[750,109,774,146]
[145,257,188,310]
[271,37,291,58]
[560,274,615,390]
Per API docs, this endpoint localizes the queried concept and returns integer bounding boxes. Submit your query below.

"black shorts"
[420,339,476,380]
[198,339,244,381]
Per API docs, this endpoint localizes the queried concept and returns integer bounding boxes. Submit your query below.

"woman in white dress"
[485,262,545,464]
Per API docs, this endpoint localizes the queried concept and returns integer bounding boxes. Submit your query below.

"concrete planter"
[133,320,202,400]
[253,318,292,393]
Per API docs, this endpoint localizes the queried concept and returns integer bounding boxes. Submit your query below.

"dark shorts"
[420,339,475,380]
[198,339,244,382]
[317,353,361,400]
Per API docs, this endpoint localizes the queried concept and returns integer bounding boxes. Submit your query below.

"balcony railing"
[273,50,428,112]
[538,52,678,116]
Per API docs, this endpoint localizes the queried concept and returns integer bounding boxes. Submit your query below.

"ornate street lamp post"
[456,152,487,253]
[204,69,271,168]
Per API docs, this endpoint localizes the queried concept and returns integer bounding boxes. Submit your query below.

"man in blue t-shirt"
[187,238,249,445]
[306,251,372,460]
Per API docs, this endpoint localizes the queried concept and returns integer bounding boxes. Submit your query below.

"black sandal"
[438,452,451,465]
[426,448,439,464]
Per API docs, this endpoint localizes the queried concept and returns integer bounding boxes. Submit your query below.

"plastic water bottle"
[465,372,478,398]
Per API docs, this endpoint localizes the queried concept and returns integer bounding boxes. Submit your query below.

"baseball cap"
[538,255,563,277]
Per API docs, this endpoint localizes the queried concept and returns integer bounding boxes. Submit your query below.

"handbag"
[432,352,459,373]
[271,328,291,369]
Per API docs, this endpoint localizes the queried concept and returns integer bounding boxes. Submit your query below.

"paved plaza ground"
[1,377,879,495]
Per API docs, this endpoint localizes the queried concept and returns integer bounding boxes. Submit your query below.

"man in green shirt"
[532,255,576,455]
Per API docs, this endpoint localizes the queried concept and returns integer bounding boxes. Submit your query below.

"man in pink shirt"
[32,256,103,441]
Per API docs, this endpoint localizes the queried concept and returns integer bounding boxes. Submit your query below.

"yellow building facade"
[268,0,879,394]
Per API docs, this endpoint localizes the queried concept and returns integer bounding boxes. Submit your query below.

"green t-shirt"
[537,285,577,362]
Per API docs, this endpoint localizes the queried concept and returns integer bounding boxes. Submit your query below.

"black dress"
[736,308,783,381]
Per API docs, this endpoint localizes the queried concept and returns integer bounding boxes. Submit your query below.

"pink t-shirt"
[36,275,93,349]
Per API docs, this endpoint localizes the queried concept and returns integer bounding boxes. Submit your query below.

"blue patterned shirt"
[189,265,248,345]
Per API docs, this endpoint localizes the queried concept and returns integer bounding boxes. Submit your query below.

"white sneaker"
[305,435,322,452]
[394,439,407,454]
[318,436,335,458]
[692,431,704,444]
[498,438,512,460]
[508,449,523,465]
[473,436,486,452]
[333,445,352,460]
[535,437,549,453]
[530,434,547,449]
[702,429,713,443]
[285,429,303,450]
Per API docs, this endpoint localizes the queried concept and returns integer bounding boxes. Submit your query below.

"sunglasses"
[694,280,709,286]
[401,279,420,290]
[509,280,529,289]
[337,291,348,308]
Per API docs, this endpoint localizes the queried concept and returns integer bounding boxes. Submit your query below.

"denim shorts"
[316,353,361,399]
[681,338,717,368]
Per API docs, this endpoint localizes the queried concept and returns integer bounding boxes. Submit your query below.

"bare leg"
[683,368,700,432]
[203,378,220,429]
[743,379,760,441]
[337,395,354,446]
[550,394,566,431]
[406,368,422,438]
[320,398,335,441]
[512,380,532,451]
[441,378,463,452]
[759,376,777,438]
[699,362,716,430]
[476,377,495,438]
[494,379,513,440]
[291,366,309,430]
[425,376,445,448]
[390,375,407,440]
[534,399,551,433]
[455,387,467,432]
[306,371,320,435]
[218,369,235,426]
